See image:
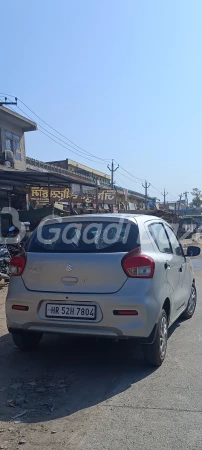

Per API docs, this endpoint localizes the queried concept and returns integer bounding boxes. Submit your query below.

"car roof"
[42,213,165,225]
[67,213,161,220]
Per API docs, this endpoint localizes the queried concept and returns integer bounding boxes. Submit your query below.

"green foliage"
[190,188,202,208]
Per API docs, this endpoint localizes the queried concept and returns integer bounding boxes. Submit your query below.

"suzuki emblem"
[66,264,73,272]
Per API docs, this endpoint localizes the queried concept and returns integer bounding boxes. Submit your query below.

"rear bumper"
[8,324,157,344]
[6,278,160,340]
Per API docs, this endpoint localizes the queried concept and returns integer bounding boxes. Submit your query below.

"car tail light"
[121,247,155,278]
[9,253,26,276]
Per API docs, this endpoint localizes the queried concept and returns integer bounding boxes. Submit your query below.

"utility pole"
[178,194,183,212]
[107,159,119,189]
[142,180,151,210]
[161,188,168,207]
[183,191,189,209]
[95,178,99,213]
[0,97,17,107]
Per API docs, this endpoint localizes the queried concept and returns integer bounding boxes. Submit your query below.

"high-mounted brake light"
[9,253,26,276]
[121,247,155,278]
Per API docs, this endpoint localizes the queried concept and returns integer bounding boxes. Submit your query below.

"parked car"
[6,214,200,366]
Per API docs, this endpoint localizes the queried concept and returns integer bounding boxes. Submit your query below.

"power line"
[116,170,165,199]
[9,100,165,183]
[37,124,108,165]
[167,191,178,200]
[114,160,144,182]
[150,184,164,195]
[117,174,155,200]
[116,162,178,199]
[1,92,179,199]
[0,102,143,194]
[117,164,162,196]
[38,128,107,165]
[14,103,107,164]
[115,175,141,194]
[147,183,177,200]
[8,102,108,165]
[118,171,141,185]
[115,176,129,189]
[13,99,175,190]
[0,92,110,163]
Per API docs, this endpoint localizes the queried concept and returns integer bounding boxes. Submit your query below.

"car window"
[148,223,172,254]
[26,220,140,254]
[164,224,184,257]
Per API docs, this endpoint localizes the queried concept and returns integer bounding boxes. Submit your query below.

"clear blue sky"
[1,0,202,202]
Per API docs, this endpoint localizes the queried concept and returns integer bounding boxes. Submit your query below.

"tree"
[190,188,202,208]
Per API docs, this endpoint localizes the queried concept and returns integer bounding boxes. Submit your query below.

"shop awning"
[0,169,95,188]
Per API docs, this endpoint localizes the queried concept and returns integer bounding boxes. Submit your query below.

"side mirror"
[186,246,201,257]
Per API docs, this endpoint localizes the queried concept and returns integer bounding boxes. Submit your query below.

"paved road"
[0,270,202,449]
[192,258,202,271]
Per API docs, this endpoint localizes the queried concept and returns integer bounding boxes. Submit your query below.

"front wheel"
[181,285,197,320]
[144,309,168,366]
[11,331,43,351]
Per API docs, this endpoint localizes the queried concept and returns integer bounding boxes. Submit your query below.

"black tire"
[181,284,197,320]
[144,309,168,367]
[11,331,43,351]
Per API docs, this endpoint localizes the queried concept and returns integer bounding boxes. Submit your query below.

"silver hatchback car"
[6,214,200,366]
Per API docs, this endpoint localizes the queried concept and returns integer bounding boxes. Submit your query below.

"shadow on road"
[0,320,182,425]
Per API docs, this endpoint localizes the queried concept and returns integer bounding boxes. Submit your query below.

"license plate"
[46,303,96,320]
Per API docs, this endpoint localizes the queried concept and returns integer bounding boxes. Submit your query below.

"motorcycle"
[6,226,23,257]
[0,245,10,281]
[0,222,30,282]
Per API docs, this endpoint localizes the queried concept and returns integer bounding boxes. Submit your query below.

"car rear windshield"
[26,220,140,253]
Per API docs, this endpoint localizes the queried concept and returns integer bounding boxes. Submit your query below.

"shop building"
[46,158,111,186]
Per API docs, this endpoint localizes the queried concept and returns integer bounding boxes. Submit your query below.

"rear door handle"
[179,264,183,272]
[165,262,170,270]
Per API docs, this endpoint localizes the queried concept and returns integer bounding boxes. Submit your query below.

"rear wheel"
[181,285,197,320]
[11,331,43,350]
[144,309,168,366]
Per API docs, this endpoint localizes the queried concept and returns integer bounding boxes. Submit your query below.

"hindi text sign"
[30,187,71,203]
[98,190,116,205]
